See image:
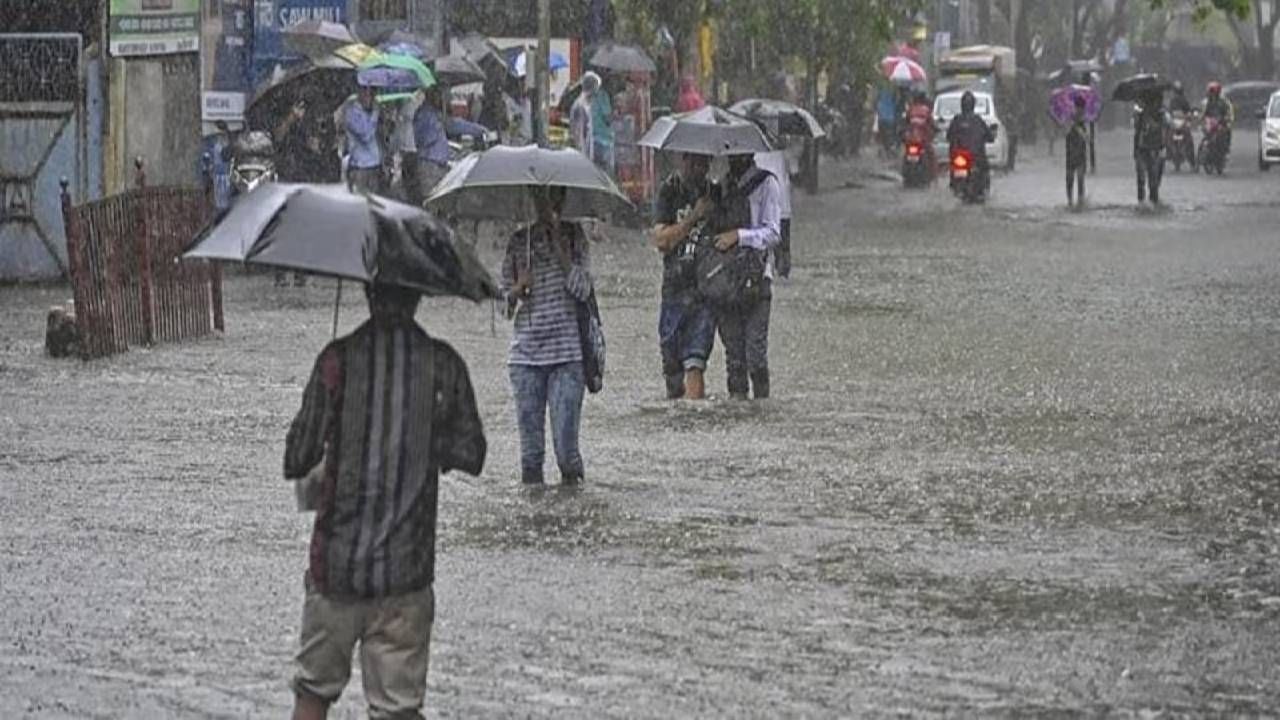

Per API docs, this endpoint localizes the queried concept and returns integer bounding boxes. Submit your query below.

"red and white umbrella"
[881,56,927,84]
[894,43,921,62]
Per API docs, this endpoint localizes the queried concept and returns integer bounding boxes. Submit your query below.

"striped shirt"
[284,319,486,598]
[501,222,593,366]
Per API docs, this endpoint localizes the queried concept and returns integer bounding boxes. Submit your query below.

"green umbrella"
[358,52,435,89]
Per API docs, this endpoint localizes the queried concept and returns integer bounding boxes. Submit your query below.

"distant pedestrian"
[652,153,716,399]
[501,186,594,485]
[1065,95,1089,207]
[674,76,705,113]
[590,78,615,175]
[708,153,783,400]
[345,86,383,194]
[570,72,599,159]
[413,87,454,204]
[1133,90,1167,205]
[284,282,486,720]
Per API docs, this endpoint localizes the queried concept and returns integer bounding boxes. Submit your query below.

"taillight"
[907,144,923,156]
[952,153,970,169]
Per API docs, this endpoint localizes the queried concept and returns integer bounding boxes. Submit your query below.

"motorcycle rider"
[1133,90,1168,205]
[1202,81,1234,157]
[1166,81,1197,170]
[902,90,937,175]
[1170,81,1193,114]
[946,91,995,193]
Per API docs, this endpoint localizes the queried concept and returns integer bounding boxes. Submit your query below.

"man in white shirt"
[711,153,783,399]
[752,149,793,278]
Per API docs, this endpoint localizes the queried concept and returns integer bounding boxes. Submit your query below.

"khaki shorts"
[293,577,435,719]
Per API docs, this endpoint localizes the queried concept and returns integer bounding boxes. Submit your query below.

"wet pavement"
[2,131,1279,717]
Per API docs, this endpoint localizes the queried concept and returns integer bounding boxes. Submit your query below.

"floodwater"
[2,132,1279,717]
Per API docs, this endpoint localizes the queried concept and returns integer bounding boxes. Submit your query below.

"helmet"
[1173,80,1184,93]
[961,91,976,113]
[1207,81,1222,97]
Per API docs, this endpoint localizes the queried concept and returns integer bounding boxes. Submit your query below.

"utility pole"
[536,0,551,147]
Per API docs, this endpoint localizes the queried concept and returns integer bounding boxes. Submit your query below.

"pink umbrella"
[882,56,927,84]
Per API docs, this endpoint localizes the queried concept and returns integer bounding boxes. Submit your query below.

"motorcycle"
[949,147,986,204]
[1198,115,1229,175]
[229,130,277,198]
[901,131,933,189]
[1167,110,1197,172]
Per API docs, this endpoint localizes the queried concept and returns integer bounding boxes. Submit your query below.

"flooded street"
[3,133,1280,717]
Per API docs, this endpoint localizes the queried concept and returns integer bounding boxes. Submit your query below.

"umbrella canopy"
[893,43,921,62]
[247,63,358,129]
[1048,84,1103,126]
[432,54,486,86]
[284,20,357,60]
[185,184,498,301]
[639,106,773,156]
[884,56,927,84]
[1112,73,1171,102]
[1049,59,1105,84]
[587,42,656,74]
[729,98,826,139]
[379,40,428,60]
[457,32,511,76]
[426,145,632,221]
[358,53,435,89]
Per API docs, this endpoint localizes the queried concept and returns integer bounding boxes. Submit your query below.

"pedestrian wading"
[284,283,486,720]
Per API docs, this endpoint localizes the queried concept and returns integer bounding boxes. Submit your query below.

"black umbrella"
[728,98,826,139]
[283,20,357,60]
[1112,74,1171,103]
[587,42,657,74]
[639,106,773,156]
[246,61,357,130]
[432,54,487,86]
[185,184,498,302]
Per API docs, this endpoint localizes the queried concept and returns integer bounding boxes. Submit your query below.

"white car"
[1258,90,1280,171]
[932,90,1010,169]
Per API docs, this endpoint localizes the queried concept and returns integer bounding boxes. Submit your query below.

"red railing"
[60,159,223,359]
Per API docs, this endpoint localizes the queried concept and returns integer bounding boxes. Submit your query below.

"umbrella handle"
[332,279,343,339]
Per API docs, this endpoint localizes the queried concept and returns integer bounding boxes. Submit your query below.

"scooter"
[1198,115,1229,175]
[1167,110,1196,172]
[901,138,932,188]
[949,147,986,204]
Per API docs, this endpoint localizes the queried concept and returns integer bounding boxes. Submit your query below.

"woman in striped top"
[501,186,593,486]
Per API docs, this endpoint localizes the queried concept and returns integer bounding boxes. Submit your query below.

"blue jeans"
[509,362,585,483]
[659,295,715,398]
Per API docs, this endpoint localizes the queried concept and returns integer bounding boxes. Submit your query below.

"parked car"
[1258,90,1280,171]
[933,90,1010,169]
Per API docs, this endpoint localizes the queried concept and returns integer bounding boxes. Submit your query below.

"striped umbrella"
[881,56,927,84]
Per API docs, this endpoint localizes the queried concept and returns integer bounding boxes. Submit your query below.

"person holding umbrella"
[1134,89,1168,205]
[345,86,383,193]
[709,152,784,400]
[283,281,487,720]
[652,152,716,399]
[500,186,595,486]
[1065,94,1089,208]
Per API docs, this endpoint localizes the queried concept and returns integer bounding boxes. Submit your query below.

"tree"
[1223,1,1280,77]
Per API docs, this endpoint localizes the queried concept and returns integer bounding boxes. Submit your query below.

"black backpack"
[696,169,773,306]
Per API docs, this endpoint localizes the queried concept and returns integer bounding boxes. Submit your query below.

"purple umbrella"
[1049,84,1102,126]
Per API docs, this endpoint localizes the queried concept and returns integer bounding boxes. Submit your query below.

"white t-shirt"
[753,151,793,219]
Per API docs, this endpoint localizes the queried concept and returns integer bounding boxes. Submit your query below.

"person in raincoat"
[501,186,594,485]
[590,76,616,174]
[674,76,705,113]
[570,72,599,160]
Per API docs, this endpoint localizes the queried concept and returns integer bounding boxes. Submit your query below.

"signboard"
[110,0,201,57]
[202,91,246,122]
[934,31,951,57]
[252,0,347,86]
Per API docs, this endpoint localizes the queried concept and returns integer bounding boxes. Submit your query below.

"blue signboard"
[252,0,347,86]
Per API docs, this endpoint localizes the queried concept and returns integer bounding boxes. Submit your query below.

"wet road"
[2,131,1279,717]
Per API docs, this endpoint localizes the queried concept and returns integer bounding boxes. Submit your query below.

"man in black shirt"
[651,153,715,400]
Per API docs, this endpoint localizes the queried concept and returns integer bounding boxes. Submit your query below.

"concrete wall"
[107,53,202,192]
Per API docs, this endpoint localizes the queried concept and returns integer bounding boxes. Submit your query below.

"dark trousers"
[776,219,792,278]
[401,151,422,205]
[714,282,772,399]
[1135,148,1163,203]
[1066,161,1085,205]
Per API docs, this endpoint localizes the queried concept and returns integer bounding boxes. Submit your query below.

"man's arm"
[434,346,486,477]
[737,176,782,251]
[446,116,489,139]
[284,349,337,479]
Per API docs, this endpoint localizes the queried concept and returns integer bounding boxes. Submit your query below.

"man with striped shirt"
[284,283,486,720]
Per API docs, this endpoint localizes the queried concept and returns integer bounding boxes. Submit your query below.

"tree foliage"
[1148,0,1250,21]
